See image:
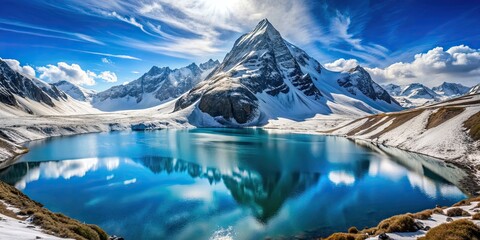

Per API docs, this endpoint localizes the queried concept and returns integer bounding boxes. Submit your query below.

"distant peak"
[349,65,366,73]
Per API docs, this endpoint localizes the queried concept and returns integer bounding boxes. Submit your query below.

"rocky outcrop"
[338,66,398,104]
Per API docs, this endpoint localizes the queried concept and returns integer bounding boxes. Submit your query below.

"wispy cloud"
[0,27,85,43]
[44,0,322,59]
[72,50,141,60]
[0,19,104,45]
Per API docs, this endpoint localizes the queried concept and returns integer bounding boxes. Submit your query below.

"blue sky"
[1,0,480,90]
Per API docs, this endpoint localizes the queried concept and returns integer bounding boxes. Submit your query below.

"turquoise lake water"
[0,129,467,239]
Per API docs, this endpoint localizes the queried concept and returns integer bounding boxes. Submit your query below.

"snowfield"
[330,94,480,184]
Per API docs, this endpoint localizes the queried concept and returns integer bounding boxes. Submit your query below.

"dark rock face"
[198,86,258,124]
[0,87,18,106]
[338,66,397,104]
[0,59,67,109]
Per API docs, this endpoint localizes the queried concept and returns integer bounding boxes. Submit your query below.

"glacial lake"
[0,129,468,239]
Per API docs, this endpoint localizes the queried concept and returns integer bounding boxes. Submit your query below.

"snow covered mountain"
[432,82,470,97]
[51,80,96,102]
[92,60,219,111]
[0,59,97,116]
[384,82,471,108]
[174,19,401,126]
[468,84,480,95]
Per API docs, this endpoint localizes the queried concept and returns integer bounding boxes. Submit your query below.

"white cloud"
[60,0,322,58]
[2,58,36,78]
[324,58,359,72]
[365,45,480,87]
[330,13,362,50]
[97,71,118,83]
[36,62,118,86]
[101,58,112,64]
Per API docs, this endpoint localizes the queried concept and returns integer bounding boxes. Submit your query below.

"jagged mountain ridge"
[174,19,401,126]
[384,82,471,108]
[0,59,96,116]
[468,84,480,95]
[51,80,97,102]
[0,59,66,109]
[432,82,470,96]
[91,59,219,111]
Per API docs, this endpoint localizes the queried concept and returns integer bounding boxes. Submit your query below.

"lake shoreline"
[0,124,478,239]
[1,124,479,195]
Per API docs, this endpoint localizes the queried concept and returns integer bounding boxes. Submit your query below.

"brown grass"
[0,181,108,240]
[324,214,419,239]
[426,107,465,129]
[342,109,426,139]
[432,207,444,215]
[446,208,471,217]
[472,213,480,220]
[453,196,480,206]
[453,200,469,207]
[348,226,359,234]
[412,209,433,220]
[345,115,387,136]
[323,196,480,240]
[373,214,418,234]
[323,233,367,240]
[418,219,480,240]
[464,112,480,141]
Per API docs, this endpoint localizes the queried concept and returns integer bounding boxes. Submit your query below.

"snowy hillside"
[174,19,401,126]
[330,93,480,164]
[385,82,471,108]
[92,60,219,111]
[51,80,96,102]
[469,84,480,95]
[0,59,99,117]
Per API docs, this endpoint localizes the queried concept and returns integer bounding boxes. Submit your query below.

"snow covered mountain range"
[91,59,219,111]
[0,59,97,116]
[384,82,472,108]
[51,80,97,102]
[174,19,401,126]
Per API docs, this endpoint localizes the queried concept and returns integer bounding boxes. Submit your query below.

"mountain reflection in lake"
[0,129,467,239]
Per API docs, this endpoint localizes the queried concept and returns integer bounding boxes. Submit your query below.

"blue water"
[0,129,467,239]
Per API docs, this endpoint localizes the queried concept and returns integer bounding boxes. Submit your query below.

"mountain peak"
[251,18,280,38]
[348,65,366,73]
[199,59,220,71]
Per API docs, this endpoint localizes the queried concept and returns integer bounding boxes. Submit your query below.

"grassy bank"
[322,196,480,240]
